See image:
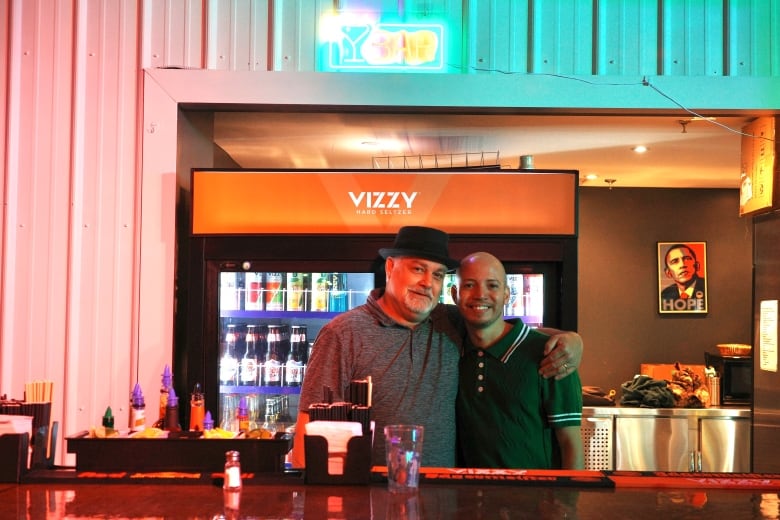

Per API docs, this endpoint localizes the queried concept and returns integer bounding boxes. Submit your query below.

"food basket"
[717,343,752,356]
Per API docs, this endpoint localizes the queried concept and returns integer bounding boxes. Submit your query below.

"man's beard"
[403,291,435,315]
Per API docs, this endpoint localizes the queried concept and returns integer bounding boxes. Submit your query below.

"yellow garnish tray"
[66,429,291,473]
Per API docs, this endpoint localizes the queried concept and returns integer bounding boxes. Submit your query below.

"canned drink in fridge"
[440,273,457,305]
[301,272,312,311]
[312,273,330,312]
[504,274,524,317]
[328,273,347,312]
[286,273,305,311]
[245,272,264,311]
[264,273,285,311]
[220,272,241,311]
[524,274,544,323]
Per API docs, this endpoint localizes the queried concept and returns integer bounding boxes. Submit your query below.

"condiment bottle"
[189,383,205,431]
[129,383,146,432]
[223,450,242,491]
[102,406,115,435]
[164,386,181,432]
[237,397,249,433]
[154,364,173,428]
[203,410,214,430]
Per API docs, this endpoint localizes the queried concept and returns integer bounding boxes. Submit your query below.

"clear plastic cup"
[384,424,424,494]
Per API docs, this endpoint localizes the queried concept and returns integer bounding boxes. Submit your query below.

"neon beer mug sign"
[322,20,444,71]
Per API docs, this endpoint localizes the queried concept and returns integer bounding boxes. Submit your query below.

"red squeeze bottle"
[189,383,205,431]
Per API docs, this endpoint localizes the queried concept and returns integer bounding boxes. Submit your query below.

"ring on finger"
[562,363,569,372]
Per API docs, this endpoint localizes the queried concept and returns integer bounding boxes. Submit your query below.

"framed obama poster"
[658,242,708,314]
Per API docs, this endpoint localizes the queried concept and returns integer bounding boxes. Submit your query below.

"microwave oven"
[704,352,752,406]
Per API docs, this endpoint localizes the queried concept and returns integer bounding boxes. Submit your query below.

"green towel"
[619,375,677,408]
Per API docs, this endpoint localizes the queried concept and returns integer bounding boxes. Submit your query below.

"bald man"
[453,252,584,469]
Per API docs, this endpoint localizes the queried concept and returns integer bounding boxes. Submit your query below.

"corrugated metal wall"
[256,0,780,76]
[1,0,142,465]
[1,0,778,465]
[465,0,779,77]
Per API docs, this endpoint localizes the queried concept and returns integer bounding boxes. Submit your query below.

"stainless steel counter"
[583,406,751,418]
[581,406,751,472]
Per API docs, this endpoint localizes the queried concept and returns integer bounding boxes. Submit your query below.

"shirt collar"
[466,319,530,359]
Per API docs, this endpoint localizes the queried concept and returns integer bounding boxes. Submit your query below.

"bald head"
[459,252,507,280]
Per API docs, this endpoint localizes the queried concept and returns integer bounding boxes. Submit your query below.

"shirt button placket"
[476,350,485,394]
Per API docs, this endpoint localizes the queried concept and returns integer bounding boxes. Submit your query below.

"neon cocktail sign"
[320,15,445,72]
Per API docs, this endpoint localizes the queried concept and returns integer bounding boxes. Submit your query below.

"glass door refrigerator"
[214,266,375,433]
[177,168,578,439]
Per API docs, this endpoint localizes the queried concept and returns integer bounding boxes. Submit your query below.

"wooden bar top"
[1,469,779,518]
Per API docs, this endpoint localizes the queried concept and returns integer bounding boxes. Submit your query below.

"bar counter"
[2,469,780,519]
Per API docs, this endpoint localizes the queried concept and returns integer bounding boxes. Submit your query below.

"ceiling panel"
[212,112,757,188]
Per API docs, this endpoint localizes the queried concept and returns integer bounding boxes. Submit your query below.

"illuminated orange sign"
[191,170,577,235]
[319,19,445,72]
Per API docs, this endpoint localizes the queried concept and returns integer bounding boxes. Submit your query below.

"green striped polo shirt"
[457,319,582,469]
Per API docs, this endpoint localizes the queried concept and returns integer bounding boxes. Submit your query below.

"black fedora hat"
[379,226,459,270]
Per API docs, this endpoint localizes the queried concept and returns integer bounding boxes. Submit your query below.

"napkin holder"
[304,427,372,485]
[0,433,29,482]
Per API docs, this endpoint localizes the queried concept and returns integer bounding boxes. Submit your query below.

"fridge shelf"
[220,385,301,395]
[223,309,541,323]
[221,310,340,320]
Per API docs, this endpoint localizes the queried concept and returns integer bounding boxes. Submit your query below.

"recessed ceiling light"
[356,138,405,152]
[585,173,599,181]
[632,145,648,153]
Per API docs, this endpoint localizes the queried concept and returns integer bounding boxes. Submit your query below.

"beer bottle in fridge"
[279,324,291,385]
[256,325,268,386]
[239,325,259,386]
[219,324,238,385]
[298,325,309,364]
[285,326,306,387]
[264,325,283,386]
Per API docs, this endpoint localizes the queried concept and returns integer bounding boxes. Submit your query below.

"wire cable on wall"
[467,67,776,143]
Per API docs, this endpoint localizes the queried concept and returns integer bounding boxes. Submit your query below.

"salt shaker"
[223,450,242,491]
